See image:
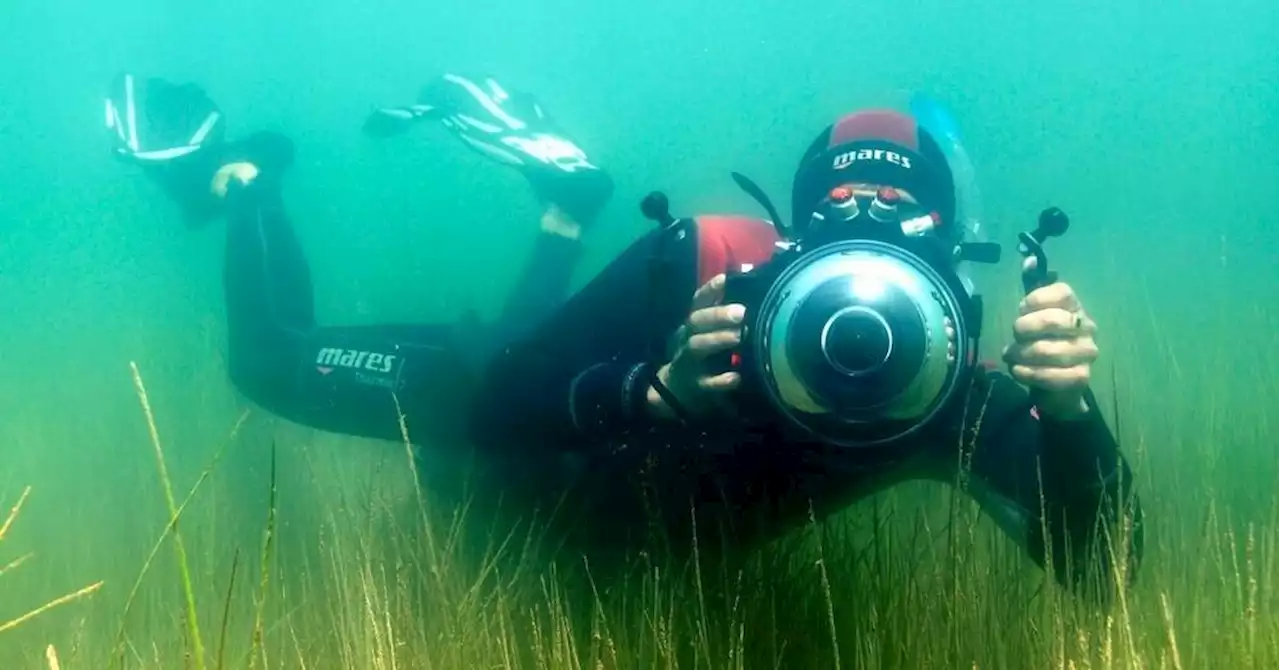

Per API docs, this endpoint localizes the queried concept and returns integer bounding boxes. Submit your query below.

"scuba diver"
[465,109,1143,592]
[105,71,1141,591]
[104,71,613,441]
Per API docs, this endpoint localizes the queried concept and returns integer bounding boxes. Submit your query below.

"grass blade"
[248,440,279,670]
[130,361,207,670]
[0,581,104,635]
[0,486,31,543]
[216,548,242,670]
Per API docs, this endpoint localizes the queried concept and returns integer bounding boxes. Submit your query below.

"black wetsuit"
[466,215,1144,590]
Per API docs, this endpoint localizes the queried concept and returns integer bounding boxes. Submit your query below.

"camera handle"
[640,191,693,422]
[1017,207,1070,294]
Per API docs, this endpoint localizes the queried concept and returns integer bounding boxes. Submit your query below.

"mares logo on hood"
[314,347,405,390]
[832,148,913,171]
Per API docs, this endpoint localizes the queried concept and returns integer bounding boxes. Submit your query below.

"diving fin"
[106,73,223,162]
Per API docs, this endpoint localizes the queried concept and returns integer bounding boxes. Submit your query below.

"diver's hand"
[647,274,745,421]
[210,162,260,198]
[1002,261,1098,419]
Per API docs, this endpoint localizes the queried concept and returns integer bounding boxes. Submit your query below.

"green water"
[1,0,1276,667]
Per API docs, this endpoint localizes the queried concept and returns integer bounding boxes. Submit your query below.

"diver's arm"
[962,372,1143,593]
[1033,390,1144,591]
[467,228,695,454]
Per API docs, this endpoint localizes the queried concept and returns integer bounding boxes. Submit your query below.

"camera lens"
[821,307,893,376]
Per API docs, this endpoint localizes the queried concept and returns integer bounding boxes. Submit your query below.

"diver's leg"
[106,73,234,226]
[489,151,617,344]
[220,183,479,444]
[105,73,485,446]
[487,211,586,347]
[366,74,615,348]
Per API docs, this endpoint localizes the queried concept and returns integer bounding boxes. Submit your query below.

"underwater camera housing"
[643,180,1003,449]
[722,204,989,448]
